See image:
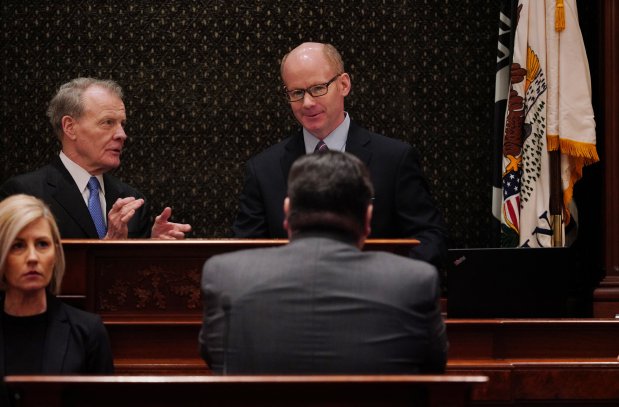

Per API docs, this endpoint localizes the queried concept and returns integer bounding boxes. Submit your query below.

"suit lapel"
[41,295,71,374]
[48,157,99,238]
[344,121,373,166]
[281,131,306,179]
[102,173,122,212]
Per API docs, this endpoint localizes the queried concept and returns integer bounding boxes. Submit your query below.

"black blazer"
[232,121,448,266]
[0,156,151,238]
[0,293,114,375]
[200,231,448,374]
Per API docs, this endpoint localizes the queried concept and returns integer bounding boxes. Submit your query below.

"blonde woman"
[0,194,113,375]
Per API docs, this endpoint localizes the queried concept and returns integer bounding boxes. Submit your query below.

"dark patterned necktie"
[314,140,329,153]
[87,177,107,239]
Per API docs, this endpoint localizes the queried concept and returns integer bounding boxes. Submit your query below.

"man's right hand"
[104,197,145,239]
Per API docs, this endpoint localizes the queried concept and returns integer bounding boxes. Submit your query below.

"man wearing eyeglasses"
[232,42,447,268]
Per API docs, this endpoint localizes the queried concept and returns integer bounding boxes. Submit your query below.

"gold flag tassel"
[555,0,566,32]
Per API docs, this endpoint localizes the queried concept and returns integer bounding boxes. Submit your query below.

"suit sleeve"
[199,258,226,373]
[130,192,153,238]
[419,268,448,373]
[395,147,449,268]
[119,184,152,238]
[231,159,269,238]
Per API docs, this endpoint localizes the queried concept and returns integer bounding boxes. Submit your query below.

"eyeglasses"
[283,74,343,102]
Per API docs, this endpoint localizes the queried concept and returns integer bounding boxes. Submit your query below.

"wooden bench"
[450,359,619,403]
[106,318,619,367]
[104,318,619,405]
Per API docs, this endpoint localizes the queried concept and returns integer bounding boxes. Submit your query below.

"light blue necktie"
[87,177,107,239]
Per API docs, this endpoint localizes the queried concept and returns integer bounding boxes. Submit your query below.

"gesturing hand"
[151,207,192,239]
[104,197,145,239]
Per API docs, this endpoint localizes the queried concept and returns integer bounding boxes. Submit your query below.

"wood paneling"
[594,0,619,317]
[60,239,417,314]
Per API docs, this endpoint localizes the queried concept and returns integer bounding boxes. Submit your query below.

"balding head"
[280,42,345,80]
[279,42,351,140]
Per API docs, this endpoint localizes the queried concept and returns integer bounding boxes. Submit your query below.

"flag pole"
[548,149,563,247]
[548,0,566,248]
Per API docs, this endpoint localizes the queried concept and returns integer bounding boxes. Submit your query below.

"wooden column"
[593,0,619,317]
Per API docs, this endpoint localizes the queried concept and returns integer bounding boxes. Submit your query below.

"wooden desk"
[3,375,486,407]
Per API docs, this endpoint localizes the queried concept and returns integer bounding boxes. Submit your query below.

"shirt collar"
[303,112,350,154]
[59,151,105,196]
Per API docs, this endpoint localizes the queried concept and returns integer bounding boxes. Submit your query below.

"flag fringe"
[547,135,600,164]
[562,155,586,224]
[547,134,560,150]
[547,135,598,225]
[555,0,566,32]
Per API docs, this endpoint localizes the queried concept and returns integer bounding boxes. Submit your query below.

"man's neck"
[290,227,362,248]
[302,112,350,154]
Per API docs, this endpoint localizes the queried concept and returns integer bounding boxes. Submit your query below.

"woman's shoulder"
[48,296,104,330]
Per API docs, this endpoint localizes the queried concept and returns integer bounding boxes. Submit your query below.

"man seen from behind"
[202,151,447,374]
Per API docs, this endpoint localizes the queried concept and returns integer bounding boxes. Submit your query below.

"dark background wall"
[1,1,599,250]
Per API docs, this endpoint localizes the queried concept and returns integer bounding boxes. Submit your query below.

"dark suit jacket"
[199,230,448,374]
[0,293,114,375]
[232,121,448,267]
[0,156,151,238]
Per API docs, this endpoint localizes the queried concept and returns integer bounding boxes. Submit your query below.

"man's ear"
[364,204,373,238]
[339,73,352,97]
[61,116,78,140]
[283,197,291,235]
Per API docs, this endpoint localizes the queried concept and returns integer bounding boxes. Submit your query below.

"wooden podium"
[60,238,418,316]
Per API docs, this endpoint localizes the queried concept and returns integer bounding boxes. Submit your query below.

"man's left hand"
[151,207,192,239]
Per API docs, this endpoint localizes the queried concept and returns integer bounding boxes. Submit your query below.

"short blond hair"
[0,194,65,294]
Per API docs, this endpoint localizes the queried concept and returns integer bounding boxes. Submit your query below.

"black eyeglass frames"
[283,73,343,102]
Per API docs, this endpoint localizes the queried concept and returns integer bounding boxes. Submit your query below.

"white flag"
[500,0,598,248]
